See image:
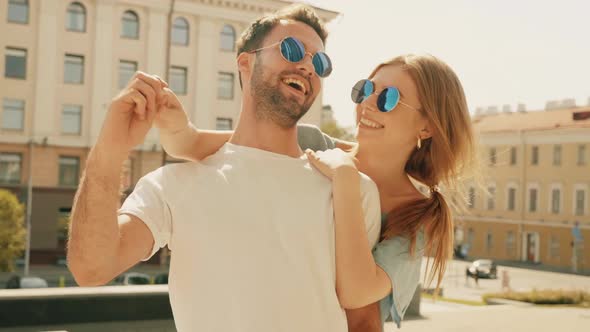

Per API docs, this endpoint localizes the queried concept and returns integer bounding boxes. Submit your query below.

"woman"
[156,54,477,331]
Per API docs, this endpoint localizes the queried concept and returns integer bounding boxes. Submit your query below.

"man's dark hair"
[236,4,328,87]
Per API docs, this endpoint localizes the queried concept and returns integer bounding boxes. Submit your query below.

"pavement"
[425,259,590,302]
[384,301,590,332]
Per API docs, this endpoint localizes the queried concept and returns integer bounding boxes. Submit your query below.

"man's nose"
[296,53,315,78]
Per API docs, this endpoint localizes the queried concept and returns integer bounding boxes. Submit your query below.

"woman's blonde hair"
[373,54,479,290]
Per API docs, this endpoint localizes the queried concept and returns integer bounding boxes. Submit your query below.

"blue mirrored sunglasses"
[350,79,417,113]
[249,37,332,78]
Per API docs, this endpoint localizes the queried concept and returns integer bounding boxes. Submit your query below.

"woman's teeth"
[360,117,384,129]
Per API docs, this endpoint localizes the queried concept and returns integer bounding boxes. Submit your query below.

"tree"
[321,121,356,141]
[0,189,26,272]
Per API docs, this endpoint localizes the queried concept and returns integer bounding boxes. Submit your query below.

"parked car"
[112,272,151,285]
[466,259,497,279]
[5,275,49,289]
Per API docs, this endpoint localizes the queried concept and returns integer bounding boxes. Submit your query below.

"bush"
[483,289,590,306]
[0,189,26,272]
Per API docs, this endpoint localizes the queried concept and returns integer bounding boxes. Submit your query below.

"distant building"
[0,0,338,264]
[456,107,590,272]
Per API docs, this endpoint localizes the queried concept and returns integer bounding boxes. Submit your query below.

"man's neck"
[229,104,303,158]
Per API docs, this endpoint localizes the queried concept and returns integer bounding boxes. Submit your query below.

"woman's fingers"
[127,88,147,120]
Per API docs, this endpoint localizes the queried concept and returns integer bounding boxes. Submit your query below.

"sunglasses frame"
[351,79,419,113]
[247,37,332,78]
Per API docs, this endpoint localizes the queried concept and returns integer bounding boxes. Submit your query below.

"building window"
[529,187,538,212]
[59,156,80,187]
[121,10,139,39]
[551,188,561,214]
[5,47,27,79]
[549,236,560,260]
[220,24,235,51]
[510,147,517,165]
[218,72,234,99]
[66,2,86,32]
[531,146,539,165]
[487,186,496,210]
[0,153,22,184]
[575,189,586,216]
[467,228,475,246]
[553,145,561,166]
[62,104,82,135]
[489,147,496,166]
[468,187,475,209]
[64,54,84,84]
[169,66,187,95]
[506,231,515,257]
[2,98,25,130]
[119,60,137,88]
[486,232,493,252]
[507,187,516,211]
[216,117,233,130]
[578,145,587,165]
[7,0,28,24]
[171,17,189,45]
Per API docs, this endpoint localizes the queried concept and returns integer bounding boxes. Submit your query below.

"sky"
[303,0,590,127]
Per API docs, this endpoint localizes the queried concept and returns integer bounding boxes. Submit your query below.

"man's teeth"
[282,78,306,94]
[360,117,384,129]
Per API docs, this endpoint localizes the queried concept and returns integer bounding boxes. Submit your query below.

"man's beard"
[250,59,314,128]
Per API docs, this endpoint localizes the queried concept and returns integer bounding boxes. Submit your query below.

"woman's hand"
[154,87,191,136]
[306,148,359,180]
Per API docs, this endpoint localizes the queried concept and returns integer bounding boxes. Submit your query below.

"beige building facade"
[0,0,337,263]
[456,107,590,273]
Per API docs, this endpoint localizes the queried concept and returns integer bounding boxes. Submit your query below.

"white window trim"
[573,184,588,216]
[505,181,518,211]
[547,183,563,214]
[486,182,497,211]
[526,182,540,213]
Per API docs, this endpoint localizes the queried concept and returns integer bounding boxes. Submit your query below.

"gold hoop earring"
[417,137,422,150]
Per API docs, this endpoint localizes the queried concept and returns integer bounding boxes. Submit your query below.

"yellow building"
[456,107,590,273]
[0,0,337,264]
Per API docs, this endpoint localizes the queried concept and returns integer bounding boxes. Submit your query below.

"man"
[67,5,380,331]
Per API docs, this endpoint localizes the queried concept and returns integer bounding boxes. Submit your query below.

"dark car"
[466,259,497,279]
[5,275,49,289]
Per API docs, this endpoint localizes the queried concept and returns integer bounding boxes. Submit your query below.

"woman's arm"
[306,149,392,309]
[155,88,232,161]
[332,168,392,308]
[160,124,232,161]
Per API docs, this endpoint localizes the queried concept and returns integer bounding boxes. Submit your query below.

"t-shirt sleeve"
[118,169,172,261]
[297,123,336,152]
[359,175,381,248]
[373,233,424,328]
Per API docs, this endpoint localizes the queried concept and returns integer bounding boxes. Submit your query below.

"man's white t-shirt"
[119,143,381,332]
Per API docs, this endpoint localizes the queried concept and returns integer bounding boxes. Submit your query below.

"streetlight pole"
[24,139,34,276]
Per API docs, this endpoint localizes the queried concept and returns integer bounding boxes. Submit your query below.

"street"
[428,259,590,302]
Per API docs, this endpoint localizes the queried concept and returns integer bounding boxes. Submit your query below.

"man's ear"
[237,52,253,80]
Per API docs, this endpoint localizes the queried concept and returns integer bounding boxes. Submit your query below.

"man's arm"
[67,72,164,286]
[68,147,153,286]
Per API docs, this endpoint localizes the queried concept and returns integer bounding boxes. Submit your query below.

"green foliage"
[320,121,355,141]
[483,289,590,307]
[0,189,26,272]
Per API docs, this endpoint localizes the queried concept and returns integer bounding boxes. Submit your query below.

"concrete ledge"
[484,297,534,306]
[0,285,173,327]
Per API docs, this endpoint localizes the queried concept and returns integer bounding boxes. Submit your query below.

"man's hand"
[96,71,166,161]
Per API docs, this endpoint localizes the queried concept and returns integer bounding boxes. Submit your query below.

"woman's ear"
[419,122,433,140]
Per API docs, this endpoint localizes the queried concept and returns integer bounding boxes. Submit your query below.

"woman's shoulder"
[297,123,336,151]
